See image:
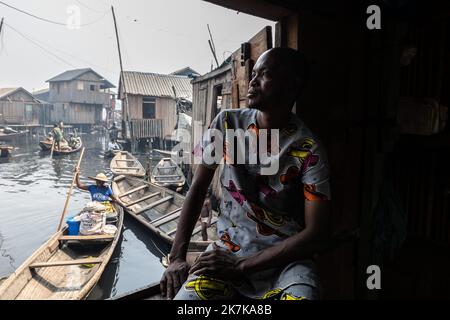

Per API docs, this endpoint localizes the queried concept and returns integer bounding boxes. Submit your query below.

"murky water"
[0,132,168,299]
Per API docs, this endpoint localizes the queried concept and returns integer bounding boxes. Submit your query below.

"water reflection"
[0,133,167,299]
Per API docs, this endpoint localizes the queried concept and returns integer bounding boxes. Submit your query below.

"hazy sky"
[0,0,274,92]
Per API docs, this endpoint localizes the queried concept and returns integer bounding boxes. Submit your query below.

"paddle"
[56,147,86,231]
[50,139,55,158]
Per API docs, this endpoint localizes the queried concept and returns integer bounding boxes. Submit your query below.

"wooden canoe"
[0,204,124,300]
[0,145,13,157]
[52,139,83,155]
[150,157,186,189]
[0,130,28,141]
[110,251,203,300]
[110,151,146,178]
[39,139,53,151]
[153,149,190,157]
[110,282,162,300]
[112,175,218,250]
[39,138,82,155]
[104,149,121,159]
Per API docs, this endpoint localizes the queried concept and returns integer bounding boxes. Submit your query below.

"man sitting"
[75,170,118,213]
[161,48,331,300]
[108,138,121,151]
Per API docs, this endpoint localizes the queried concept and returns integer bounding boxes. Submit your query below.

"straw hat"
[88,172,109,183]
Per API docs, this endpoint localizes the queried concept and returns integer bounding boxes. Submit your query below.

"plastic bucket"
[67,217,81,236]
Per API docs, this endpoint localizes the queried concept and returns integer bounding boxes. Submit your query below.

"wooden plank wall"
[231,26,273,108]
[49,103,101,124]
[155,97,177,138]
[294,11,372,299]
[0,101,41,125]
[130,119,162,138]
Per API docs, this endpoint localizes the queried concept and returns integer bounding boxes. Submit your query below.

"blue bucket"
[66,217,81,236]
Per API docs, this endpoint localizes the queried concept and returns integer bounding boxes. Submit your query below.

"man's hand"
[189,243,246,280]
[160,259,190,300]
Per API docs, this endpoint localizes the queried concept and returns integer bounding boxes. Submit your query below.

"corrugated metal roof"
[46,68,115,88]
[121,71,193,101]
[47,68,92,82]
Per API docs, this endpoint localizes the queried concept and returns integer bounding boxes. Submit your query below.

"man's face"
[247,51,292,111]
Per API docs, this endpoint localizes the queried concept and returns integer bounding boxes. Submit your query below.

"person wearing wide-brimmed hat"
[74,170,118,205]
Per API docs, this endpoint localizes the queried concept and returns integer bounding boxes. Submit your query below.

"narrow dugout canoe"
[150,157,186,190]
[39,138,82,155]
[112,175,218,251]
[0,204,124,300]
[110,251,204,300]
[110,151,146,178]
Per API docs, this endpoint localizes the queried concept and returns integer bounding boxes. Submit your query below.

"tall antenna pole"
[0,18,4,36]
[111,6,131,141]
[207,24,219,68]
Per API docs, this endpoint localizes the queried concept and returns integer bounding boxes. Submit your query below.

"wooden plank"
[111,166,141,170]
[154,174,181,178]
[134,196,174,215]
[118,184,148,198]
[150,208,182,224]
[116,159,136,162]
[29,258,103,268]
[152,210,182,228]
[125,192,161,207]
[59,235,115,241]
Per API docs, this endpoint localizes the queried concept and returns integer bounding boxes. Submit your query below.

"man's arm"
[74,171,89,191]
[239,200,330,273]
[189,200,331,279]
[160,164,216,299]
[109,190,118,203]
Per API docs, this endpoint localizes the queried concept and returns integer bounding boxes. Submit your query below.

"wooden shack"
[200,0,450,299]
[191,26,272,153]
[0,87,45,125]
[118,71,193,145]
[46,68,115,129]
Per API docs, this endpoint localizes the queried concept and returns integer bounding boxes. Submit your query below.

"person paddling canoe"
[75,170,118,212]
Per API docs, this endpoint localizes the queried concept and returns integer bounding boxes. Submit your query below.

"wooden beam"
[125,192,161,207]
[203,0,290,21]
[134,196,174,215]
[113,175,126,182]
[152,210,182,228]
[153,174,181,178]
[119,184,148,198]
[111,166,141,170]
[29,258,103,268]
[116,159,136,162]
[59,235,114,241]
[150,208,182,224]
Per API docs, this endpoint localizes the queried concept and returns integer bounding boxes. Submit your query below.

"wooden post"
[111,6,131,141]
[50,139,55,158]
[56,147,85,231]
[0,18,4,37]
